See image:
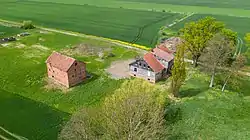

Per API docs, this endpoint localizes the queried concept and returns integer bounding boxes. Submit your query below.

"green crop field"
[0,1,183,47]
[120,0,250,10]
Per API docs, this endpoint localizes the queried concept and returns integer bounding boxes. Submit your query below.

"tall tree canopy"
[180,17,237,67]
[59,79,167,140]
[171,44,186,97]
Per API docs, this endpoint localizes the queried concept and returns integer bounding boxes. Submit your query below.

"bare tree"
[200,33,234,88]
[59,79,167,140]
[222,55,247,92]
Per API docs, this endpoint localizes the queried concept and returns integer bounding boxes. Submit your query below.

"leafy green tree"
[180,17,237,67]
[59,79,167,140]
[200,33,234,88]
[171,44,186,97]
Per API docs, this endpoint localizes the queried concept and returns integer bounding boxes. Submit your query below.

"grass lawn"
[0,1,183,47]
[166,92,250,140]
[0,26,139,139]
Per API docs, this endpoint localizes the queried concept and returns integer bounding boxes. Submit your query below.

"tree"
[222,55,247,92]
[20,20,35,29]
[171,44,186,97]
[180,17,226,67]
[59,79,167,140]
[200,33,234,88]
[245,33,250,46]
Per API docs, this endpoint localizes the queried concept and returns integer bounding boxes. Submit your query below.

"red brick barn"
[46,52,86,88]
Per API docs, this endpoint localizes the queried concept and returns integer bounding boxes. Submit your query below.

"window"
[72,75,75,78]
[134,68,137,72]
[143,64,146,67]
[134,74,136,77]
[52,75,54,78]
[75,63,77,66]
[139,63,141,66]
[147,66,150,69]
[148,78,150,81]
[49,69,51,71]
[53,70,55,73]
[75,69,76,71]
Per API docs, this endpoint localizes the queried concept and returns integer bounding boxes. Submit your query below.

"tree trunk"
[222,75,231,92]
[209,68,215,88]
[192,55,199,67]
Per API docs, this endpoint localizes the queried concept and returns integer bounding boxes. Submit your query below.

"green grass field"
[0,25,140,139]
[0,1,183,47]
[0,25,24,38]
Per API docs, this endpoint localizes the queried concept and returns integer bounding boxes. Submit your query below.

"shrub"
[20,21,35,30]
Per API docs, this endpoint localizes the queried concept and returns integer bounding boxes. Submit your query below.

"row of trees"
[170,17,249,96]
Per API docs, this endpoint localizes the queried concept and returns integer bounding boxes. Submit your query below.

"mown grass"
[0,1,182,47]
[0,26,139,139]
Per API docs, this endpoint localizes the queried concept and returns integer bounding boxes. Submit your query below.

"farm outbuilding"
[46,52,86,88]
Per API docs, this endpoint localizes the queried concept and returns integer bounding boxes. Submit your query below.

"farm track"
[131,14,176,44]
[0,18,249,76]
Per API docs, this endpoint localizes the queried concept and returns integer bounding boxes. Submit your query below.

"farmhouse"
[46,52,86,88]
[129,45,174,83]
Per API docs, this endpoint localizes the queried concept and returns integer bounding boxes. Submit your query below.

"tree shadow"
[0,89,70,140]
[179,87,208,98]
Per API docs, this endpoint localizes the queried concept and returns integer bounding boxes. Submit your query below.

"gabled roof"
[46,52,76,72]
[143,53,165,73]
[152,48,174,62]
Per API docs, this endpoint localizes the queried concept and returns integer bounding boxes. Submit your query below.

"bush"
[20,21,35,30]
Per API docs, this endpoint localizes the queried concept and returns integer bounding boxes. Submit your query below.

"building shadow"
[0,89,70,140]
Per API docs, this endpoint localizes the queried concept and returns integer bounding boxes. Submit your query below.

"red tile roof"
[158,44,174,53]
[144,53,165,73]
[152,48,174,62]
[46,52,76,72]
